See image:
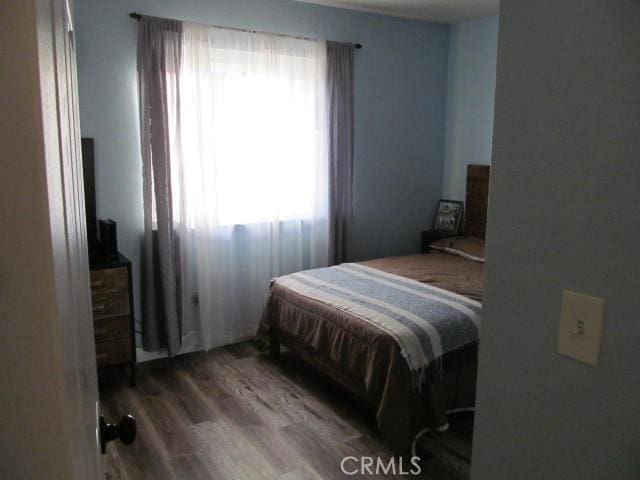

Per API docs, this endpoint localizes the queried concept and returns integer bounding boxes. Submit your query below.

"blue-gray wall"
[74,0,449,324]
[473,1,640,478]
[442,15,498,201]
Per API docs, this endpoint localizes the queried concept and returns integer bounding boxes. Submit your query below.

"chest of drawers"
[90,253,136,385]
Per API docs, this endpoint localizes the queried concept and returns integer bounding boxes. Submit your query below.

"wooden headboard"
[464,165,490,239]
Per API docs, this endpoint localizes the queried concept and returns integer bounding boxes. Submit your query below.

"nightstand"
[421,230,457,253]
[90,253,136,386]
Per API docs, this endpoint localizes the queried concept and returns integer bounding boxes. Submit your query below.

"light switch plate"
[557,290,606,366]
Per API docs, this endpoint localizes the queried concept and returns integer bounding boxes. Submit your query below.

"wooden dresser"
[90,253,136,385]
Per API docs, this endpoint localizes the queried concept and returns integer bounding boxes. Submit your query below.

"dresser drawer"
[96,338,132,367]
[94,314,130,343]
[90,267,128,294]
[92,292,129,319]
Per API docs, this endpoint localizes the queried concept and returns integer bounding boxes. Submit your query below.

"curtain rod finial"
[130,12,142,20]
[355,43,362,49]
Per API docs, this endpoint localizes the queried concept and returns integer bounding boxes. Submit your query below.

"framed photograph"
[433,200,464,234]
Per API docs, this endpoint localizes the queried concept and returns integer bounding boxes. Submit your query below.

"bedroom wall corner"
[442,15,498,202]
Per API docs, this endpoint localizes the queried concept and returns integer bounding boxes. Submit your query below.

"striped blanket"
[275,263,482,388]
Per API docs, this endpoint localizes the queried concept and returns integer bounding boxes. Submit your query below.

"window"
[170,26,328,228]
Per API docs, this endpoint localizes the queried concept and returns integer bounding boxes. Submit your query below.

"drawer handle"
[95,327,109,335]
[91,280,105,288]
[93,304,106,311]
[96,353,108,360]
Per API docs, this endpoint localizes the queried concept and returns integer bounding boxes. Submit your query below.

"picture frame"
[432,200,464,234]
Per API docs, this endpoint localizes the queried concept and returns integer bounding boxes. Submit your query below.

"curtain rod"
[129,12,362,49]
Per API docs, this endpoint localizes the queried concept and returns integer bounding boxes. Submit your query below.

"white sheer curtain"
[169,23,329,351]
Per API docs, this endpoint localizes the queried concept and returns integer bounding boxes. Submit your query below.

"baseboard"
[135,332,256,363]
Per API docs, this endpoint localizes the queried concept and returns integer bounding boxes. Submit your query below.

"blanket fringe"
[410,407,476,458]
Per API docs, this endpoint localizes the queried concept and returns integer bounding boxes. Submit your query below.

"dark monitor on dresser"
[81,137,99,256]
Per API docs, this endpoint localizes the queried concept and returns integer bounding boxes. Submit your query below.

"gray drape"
[137,16,182,354]
[327,41,355,265]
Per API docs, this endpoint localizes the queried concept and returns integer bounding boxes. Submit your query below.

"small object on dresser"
[421,229,457,253]
[432,199,464,234]
[99,219,118,261]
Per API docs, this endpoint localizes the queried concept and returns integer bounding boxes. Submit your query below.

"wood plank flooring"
[100,342,473,480]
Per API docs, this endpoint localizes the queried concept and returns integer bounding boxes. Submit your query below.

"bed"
[256,165,490,455]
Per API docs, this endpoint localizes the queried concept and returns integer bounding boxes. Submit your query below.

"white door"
[0,0,101,478]
[38,0,103,477]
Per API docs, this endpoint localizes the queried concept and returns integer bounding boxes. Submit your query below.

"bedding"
[429,236,486,263]
[256,250,484,455]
